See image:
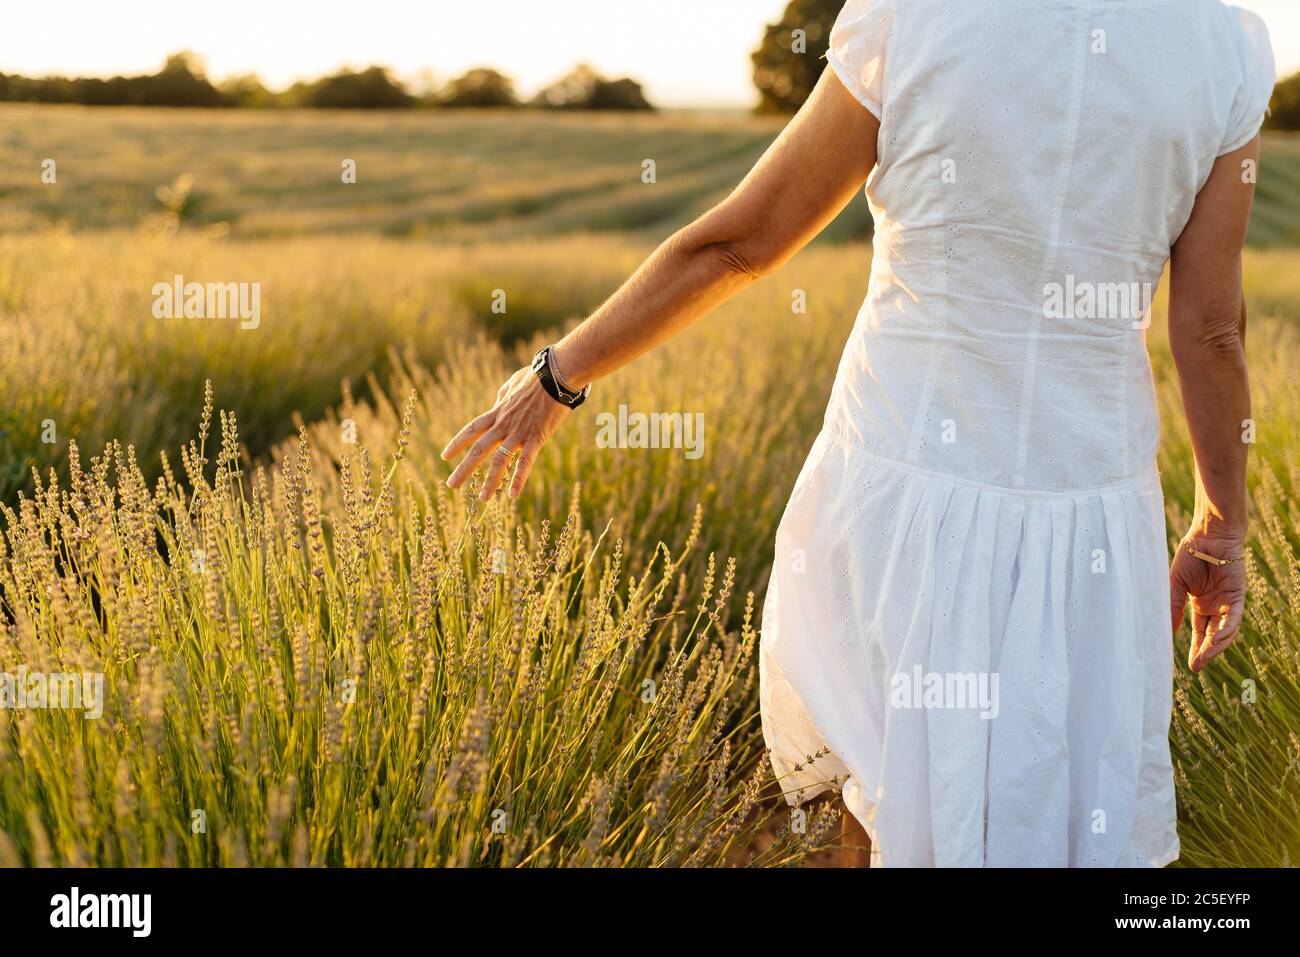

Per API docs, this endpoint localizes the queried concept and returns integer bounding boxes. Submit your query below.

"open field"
[0,104,840,241]
[1249,133,1300,247]
[8,104,1300,245]
[0,106,1297,866]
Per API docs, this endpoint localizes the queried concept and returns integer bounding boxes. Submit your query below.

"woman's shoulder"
[1186,0,1272,53]
[1207,2,1277,154]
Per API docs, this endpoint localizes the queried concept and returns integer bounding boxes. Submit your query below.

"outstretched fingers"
[509,441,541,499]
[444,367,565,500]
[445,428,504,490]
[479,442,519,501]
[442,410,496,465]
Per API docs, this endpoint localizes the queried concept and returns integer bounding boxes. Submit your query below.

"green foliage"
[751,0,841,114]
[1265,70,1300,132]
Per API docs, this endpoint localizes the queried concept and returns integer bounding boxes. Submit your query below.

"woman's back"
[825,0,1275,491]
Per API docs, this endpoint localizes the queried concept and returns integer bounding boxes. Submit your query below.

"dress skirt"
[759,424,1180,867]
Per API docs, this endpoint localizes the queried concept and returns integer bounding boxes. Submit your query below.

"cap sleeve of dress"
[1219,6,1276,156]
[825,0,894,120]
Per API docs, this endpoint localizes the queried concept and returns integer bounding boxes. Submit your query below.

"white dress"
[760,0,1275,867]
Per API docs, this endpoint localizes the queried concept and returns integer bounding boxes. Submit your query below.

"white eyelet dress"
[759,0,1275,867]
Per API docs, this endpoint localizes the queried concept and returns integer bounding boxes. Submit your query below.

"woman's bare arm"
[549,70,881,389]
[443,68,881,499]
[1167,136,1259,671]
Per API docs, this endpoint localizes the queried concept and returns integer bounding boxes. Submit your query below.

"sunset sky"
[5,0,1298,109]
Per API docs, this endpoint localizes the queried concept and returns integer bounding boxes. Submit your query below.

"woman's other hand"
[1167,136,1259,674]
[1170,533,1247,672]
[441,365,572,501]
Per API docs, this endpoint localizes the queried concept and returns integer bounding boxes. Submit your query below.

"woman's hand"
[442,68,883,502]
[1169,531,1247,672]
[1166,140,1259,674]
[441,365,572,501]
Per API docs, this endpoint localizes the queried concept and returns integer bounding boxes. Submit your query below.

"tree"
[219,74,275,108]
[532,64,653,111]
[440,68,517,108]
[751,0,840,113]
[1265,70,1300,131]
[298,66,413,109]
[161,51,206,76]
[586,77,653,111]
[141,51,225,107]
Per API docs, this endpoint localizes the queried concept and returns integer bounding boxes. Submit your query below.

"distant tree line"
[0,52,654,111]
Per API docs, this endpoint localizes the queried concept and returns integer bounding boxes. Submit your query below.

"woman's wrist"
[550,342,590,392]
[1185,516,1247,552]
[1190,488,1248,542]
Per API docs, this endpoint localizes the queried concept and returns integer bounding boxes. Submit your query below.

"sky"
[3,0,1297,109]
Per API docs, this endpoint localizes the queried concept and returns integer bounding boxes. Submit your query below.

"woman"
[443,0,1275,867]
